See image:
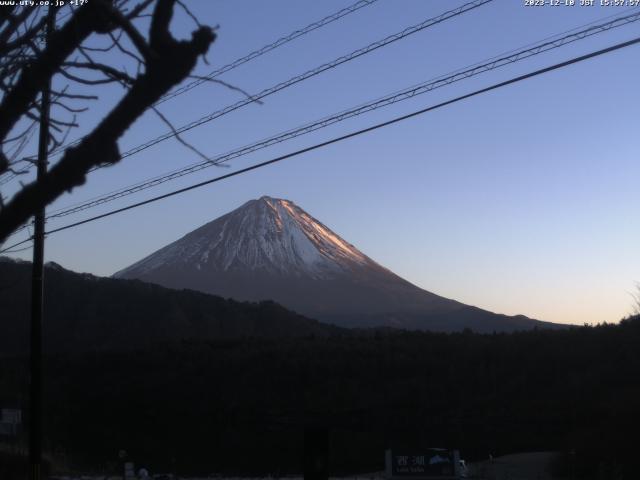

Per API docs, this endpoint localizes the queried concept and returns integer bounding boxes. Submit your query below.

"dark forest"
[2,316,639,478]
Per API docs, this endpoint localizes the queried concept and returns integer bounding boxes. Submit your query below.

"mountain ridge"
[116,196,387,279]
[0,257,342,355]
[115,196,559,333]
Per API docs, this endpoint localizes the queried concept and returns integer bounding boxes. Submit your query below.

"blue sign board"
[385,449,460,479]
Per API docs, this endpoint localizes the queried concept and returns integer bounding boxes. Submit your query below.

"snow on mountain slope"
[114,196,553,332]
[116,196,375,279]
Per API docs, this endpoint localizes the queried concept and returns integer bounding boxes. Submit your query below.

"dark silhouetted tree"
[0,0,216,244]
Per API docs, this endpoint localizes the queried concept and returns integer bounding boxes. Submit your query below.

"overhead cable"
[155,0,382,106]
[42,10,640,221]
[43,0,494,163]
[2,0,382,179]
[2,32,637,255]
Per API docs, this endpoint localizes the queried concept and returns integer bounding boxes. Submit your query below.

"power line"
[113,0,494,160]
[1,236,33,254]
[43,0,494,166]
[0,243,33,254]
[1,0,493,192]
[2,33,637,255]
[1,0,382,181]
[0,172,18,186]
[4,6,636,241]
[1,0,494,243]
[39,10,640,222]
[155,0,381,106]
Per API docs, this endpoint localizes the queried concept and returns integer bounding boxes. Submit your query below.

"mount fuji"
[114,196,555,332]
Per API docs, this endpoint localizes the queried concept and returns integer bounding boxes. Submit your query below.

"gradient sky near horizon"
[3,0,640,326]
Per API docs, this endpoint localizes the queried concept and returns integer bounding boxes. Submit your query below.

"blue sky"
[3,0,640,325]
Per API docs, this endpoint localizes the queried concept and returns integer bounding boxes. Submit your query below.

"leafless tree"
[630,282,640,317]
[0,0,216,244]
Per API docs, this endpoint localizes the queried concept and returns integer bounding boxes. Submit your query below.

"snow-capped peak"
[112,197,546,333]
[114,196,375,279]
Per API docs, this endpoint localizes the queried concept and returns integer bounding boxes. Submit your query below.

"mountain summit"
[117,196,376,279]
[114,196,555,332]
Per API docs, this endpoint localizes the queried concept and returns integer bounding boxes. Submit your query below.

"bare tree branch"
[0,4,102,154]
[187,74,263,105]
[0,0,216,242]
[96,0,155,61]
[177,0,202,28]
[63,60,136,85]
[126,0,156,20]
[151,106,223,165]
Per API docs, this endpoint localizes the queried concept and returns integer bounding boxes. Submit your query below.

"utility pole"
[29,7,55,480]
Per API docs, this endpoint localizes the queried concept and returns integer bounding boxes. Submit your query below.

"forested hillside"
[0,258,341,355]
[1,318,639,477]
